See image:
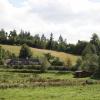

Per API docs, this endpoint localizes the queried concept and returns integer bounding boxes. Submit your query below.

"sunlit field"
[0,85,100,100]
[0,44,79,65]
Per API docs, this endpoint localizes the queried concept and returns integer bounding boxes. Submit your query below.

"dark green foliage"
[51,57,64,66]
[46,33,54,50]
[57,35,67,52]
[0,29,8,44]
[74,40,88,55]
[66,58,72,68]
[82,43,97,58]
[90,33,100,54]
[44,53,64,66]
[8,30,17,44]
[92,54,100,79]
[0,59,4,65]
[66,44,76,54]
[76,33,100,76]
[0,46,13,60]
[0,29,100,56]
[40,34,47,49]
[19,44,32,59]
[44,53,54,61]
[40,56,50,73]
[81,54,99,72]
[74,58,82,70]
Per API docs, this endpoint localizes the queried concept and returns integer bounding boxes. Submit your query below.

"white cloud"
[0,0,100,43]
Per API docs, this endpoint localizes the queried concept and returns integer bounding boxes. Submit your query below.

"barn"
[74,70,92,78]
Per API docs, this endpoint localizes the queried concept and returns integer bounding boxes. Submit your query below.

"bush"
[51,57,64,66]
[0,59,4,65]
[40,57,51,73]
[48,66,68,71]
[74,58,82,71]
[19,44,32,59]
[80,54,99,72]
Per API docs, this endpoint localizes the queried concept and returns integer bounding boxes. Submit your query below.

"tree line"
[1,29,100,77]
[75,33,100,78]
[0,28,89,55]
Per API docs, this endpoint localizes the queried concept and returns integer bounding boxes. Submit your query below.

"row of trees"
[75,33,100,78]
[0,29,89,55]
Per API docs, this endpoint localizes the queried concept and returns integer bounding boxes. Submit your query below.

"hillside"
[0,44,79,65]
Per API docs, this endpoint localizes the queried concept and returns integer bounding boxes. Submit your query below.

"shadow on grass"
[0,69,42,74]
[90,72,100,80]
[0,69,73,75]
[56,71,72,75]
[91,77,100,80]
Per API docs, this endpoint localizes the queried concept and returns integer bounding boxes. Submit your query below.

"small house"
[5,58,41,66]
[74,70,92,78]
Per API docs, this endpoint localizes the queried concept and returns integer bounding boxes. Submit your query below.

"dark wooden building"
[5,58,41,66]
[74,70,92,78]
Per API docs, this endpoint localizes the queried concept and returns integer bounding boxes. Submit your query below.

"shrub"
[65,58,72,68]
[51,57,64,66]
[74,58,82,71]
[40,57,51,73]
[0,59,4,65]
[19,44,32,59]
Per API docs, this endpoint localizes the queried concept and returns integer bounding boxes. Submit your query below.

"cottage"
[6,58,41,66]
[74,70,92,78]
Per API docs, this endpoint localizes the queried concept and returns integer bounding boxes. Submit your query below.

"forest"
[0,28,89,55]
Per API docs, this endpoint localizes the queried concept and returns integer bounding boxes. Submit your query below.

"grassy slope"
[0,44,79,65]
[0,85,100,100]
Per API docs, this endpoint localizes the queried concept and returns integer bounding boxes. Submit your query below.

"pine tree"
[19,44,32,59]
[90,33,100,54]
[82,43,97,58]
[47,33,54,50]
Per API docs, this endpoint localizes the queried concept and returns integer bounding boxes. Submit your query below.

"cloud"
[0,0,100,43]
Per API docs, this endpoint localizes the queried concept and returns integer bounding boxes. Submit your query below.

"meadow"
[0,68,99,100]
[0,85,100,100]
[0,45,100,100]
[0,69,90,88]
[0,44,79,65]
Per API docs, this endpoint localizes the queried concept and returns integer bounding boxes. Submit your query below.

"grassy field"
[0,44,79,65]
[0,85,100,100]
[0,69,89,83]
[0,69,100,100]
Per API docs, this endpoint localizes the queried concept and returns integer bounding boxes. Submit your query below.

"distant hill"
[0,44,80,65]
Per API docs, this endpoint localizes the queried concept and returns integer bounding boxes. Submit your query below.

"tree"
[82,43,97,58]
[65,58,72,68]
[74,40,88,55]
[80,54,98,72]
[90,33,100,54]
[44,53,54,62]
[9,30,17,44]
[51,57,64,66]
[19,44,32,59]
[74,58,82,70]
[58,35,67,52]
[40,34,47,49]
[92,54,100,78]
[46,33,54,50]
[40,56,50,73]
[0,29,8,44]
[66,44,76,54]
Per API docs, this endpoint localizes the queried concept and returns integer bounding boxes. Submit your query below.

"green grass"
[0,44,79,65]
[0,69,95,88]
[0,85,100,100]
[0,69,100,99]
[0,69,89,83]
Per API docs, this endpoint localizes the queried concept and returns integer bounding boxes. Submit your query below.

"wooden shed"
[74,70,92,78]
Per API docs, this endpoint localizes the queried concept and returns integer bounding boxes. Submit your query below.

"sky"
[0,0,100,43]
